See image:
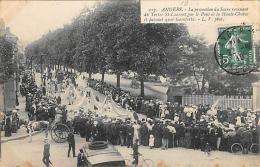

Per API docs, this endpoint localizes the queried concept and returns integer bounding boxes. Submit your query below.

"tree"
[166,36,218,94]
[0,35,16,81]
[95,2,134,88]
[91,1,188,96]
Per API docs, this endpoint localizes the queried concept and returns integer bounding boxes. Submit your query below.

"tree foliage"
[0,35,16,81]
[24,1,259,96]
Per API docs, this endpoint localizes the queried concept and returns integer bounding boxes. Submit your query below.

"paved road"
[1,132,85,167]
[1,131,260,167]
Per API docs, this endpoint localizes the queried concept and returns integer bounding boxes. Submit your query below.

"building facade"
[0,18,18,112]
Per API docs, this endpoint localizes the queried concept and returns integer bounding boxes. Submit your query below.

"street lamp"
[13,47,19,106]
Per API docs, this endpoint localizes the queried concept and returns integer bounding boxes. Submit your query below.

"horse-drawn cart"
[50,106,71,143]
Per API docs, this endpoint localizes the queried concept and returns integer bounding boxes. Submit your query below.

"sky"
[0,1,96,46]
[0,0,259,49]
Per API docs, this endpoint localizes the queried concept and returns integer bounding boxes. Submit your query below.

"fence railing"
[182,94,252,109]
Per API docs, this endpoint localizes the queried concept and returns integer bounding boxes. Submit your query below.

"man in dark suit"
[67,131,76,157]
[126,121,134,148]
[42,86,46,96]
[42,138,52,167]
[56,96,61,105]
[133,139,139,166]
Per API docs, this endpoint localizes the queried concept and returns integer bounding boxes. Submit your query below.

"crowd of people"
[10,70,260,161]
[21,71,58,122]
[73,107,259,154]
[1,108,20,137]
[21,71,75,123]
[85,78,260,154]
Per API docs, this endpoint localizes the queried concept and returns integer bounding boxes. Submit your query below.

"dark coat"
[57,96,61,104]
[43,143,50,157]
[216,127,223,138]
[77,153,87,167]
[162,126,170,139]
[68,132,75,145]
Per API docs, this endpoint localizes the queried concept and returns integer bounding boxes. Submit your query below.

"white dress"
[149,135,154,147]
[133,124,140,144]
[236,116,242,126]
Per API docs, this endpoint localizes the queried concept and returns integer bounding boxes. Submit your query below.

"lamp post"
[0,81,5,160]
[13,47,19,106]
[0,105,5,160]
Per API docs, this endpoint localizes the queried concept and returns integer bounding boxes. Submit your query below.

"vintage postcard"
[0,0,260,167]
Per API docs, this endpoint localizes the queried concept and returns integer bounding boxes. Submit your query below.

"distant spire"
[0,18,5,29]
[0,18,5,36]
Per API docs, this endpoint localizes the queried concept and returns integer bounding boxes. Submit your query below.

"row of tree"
[25,1,259,97]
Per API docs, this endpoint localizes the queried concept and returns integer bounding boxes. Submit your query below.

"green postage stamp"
[215,25,256,75]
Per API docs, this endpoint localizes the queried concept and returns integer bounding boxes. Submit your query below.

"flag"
[133,112,139,120]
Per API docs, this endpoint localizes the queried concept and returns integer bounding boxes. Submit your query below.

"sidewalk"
[0,93,40,143]
[1,126,43,143]
[16,93,29,121]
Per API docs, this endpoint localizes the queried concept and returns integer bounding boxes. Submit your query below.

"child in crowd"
[204,142,212,156]
[149,134,154,149]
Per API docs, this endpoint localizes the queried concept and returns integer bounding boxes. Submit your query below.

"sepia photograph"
[0,0,259,167]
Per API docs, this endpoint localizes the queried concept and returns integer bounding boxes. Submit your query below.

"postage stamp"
[215,25,256,75]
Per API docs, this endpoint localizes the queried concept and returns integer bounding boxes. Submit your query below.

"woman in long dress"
[133,122,140,145]
[4,115,12,137]
[184,125,192,148]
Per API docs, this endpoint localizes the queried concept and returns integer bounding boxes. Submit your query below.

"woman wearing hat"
[4,111,12,137]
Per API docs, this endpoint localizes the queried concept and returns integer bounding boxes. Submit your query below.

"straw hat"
[12,109,18,113]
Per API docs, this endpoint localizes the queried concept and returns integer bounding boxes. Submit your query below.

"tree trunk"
[63,65,66,71]
[192,66,200,92]
[89,72,92,79]
[140,75,145,97]
[116,72,121,88]
[101,70,105,83]
[201,75,206,94]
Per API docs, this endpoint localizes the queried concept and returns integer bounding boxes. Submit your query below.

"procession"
[1,0,260,167]
[2,67,259,166]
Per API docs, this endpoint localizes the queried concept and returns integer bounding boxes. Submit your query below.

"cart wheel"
[51,123,70,143]
[250,144,259,154]
[231,143,243,154]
